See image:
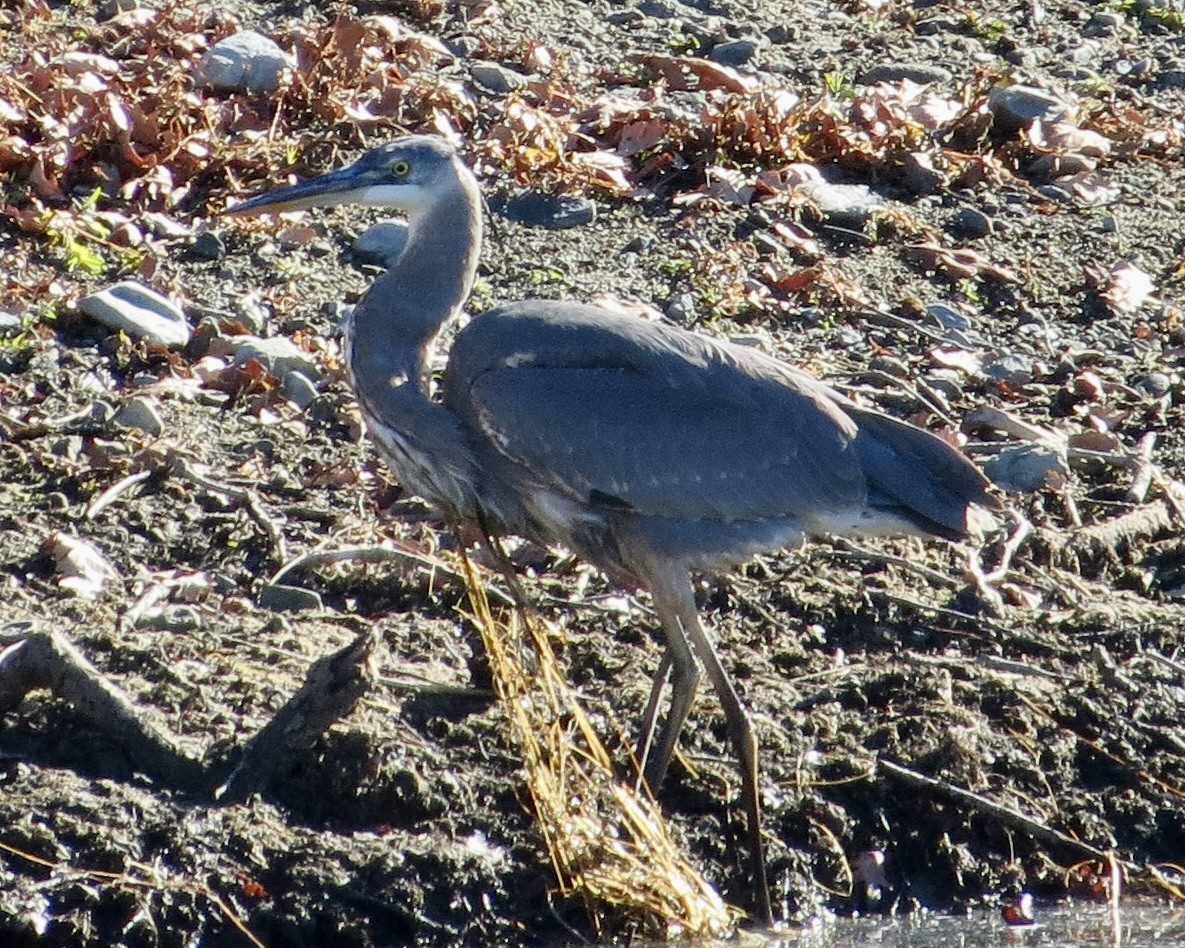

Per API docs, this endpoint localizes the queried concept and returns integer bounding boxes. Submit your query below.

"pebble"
[353,221,409,267]
[185,231,225,262]
[282,370,319,409]
[924,369,965,400]
[982,444,1068,493]
[230,335,320,382]
[665,291,697,323]
[112,396,164,436]
[798,179,884,229]
[1136,372,1172,398]
[858,62,953,85]
[982,352,1034,385]
[928,303,974,332]
[948,207,994,239]
[987,84,1071,132]
[471,61,529,93]
[710,39,759,67]
[0,311,21,336]
[500,191,597,230]
[198,30,292,94]
[78,280,192,347]
[258,583,323,612]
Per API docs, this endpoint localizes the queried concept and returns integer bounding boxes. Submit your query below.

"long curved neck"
[350,173,482,405]
[346,162,484,517]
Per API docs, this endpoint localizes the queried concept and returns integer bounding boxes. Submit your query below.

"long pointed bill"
[226,163,380,216]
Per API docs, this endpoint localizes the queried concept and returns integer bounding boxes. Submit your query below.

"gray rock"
[858,62,952,85]
[924,368,965,400]
[353,221,409,267]
[710,39,759,67]
[471,61,529,93]
[113,396,164,436]
[665,291,697,323]
[900,152,943,195]
[0,310,21,335]
[948,207,994,239]
[982,352,1034,385]
[987,84,1071,132]
[982,444,1068,493]
[500,191,596,230]
[230,334,320,381]
[282,370,319,409]
[928,303,974,332]
[198,30,292,94]
[1136,372,1172,397]
[799,180,884,229]
[258,583,323,612]
[186,231,225,262]
[78,281,191,347]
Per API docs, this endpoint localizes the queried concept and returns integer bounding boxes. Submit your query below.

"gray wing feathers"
[449,302,869,523]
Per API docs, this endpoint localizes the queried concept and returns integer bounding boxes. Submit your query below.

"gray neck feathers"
[350,163,482,408]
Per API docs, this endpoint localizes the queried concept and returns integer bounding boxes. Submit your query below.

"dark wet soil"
[2,0,1185,944]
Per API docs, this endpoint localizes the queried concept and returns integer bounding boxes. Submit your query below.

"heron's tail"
[846,405,1002,542]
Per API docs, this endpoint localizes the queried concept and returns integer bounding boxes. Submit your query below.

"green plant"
[41,187,143,276]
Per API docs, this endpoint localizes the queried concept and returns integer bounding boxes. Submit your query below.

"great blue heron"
[229,134,1000,925]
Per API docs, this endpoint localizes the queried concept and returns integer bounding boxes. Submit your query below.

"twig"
[0,630,206,790]
[1126,433,1157,504]
[877,758,1118,865]
[215,629,379,803]
[827,538,959,588]
[269,541,514,606]
[86,469,154,519]
[0,840,266,948]
[171,457,287,563]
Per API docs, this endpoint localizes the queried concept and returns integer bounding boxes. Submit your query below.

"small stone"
[709,39,759,67]
[987,84,1071,132]
[899,152,943,195]
[928,303,974,332]
[798,179,884,230]
[230,335,320,381]
[858,62,952,85]
[1136,372,1172,398]
[78,280,191,347]
[500,191,596,230]
[982,353,1034,385]
[948,207,994,239]
[471,61,529,93]
[185,231,225,262]
[282,370,319,410]
[112,396,164,436]
[258,583,323,612]
[353,221,409,267]
[0,311,21,336]
[924,368,965,400]
[198,30,292,94]
[982,444,1068,493]
[665,291,696,323]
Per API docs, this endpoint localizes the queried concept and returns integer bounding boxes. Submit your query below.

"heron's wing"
[449,304,869,523]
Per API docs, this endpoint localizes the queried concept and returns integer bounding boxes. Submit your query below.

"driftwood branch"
[0,626,377,800]
[0,629,206,790]
[878,757,1118,866]
[216,629,378,803]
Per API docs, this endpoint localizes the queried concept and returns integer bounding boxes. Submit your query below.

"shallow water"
[783,903,1185,947]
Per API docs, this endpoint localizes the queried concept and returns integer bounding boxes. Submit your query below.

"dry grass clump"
[459,554,738,940]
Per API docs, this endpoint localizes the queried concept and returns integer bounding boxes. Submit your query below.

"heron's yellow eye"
[390,159,411,179]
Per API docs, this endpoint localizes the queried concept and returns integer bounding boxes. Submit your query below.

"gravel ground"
[2,0,1185,944]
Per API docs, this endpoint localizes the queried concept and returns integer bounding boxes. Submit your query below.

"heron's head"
[227,135,466,219]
